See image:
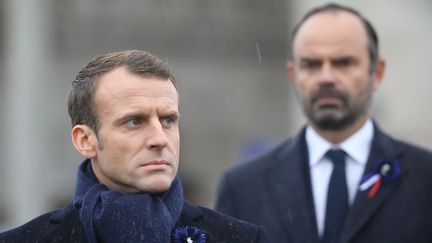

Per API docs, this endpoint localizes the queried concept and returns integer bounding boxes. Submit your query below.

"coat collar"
[176,201,204,224]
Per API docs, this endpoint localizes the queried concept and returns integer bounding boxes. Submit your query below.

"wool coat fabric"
[0,201,268,243]
[216,123,432,243]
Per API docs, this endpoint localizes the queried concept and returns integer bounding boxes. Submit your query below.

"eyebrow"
[296,58,321,67]
[296,56,321,63]
[114,112,149,125]
[297,55,358,63]
[333,55,357,60]
[171,110,180,116]
[162,111,181,119]
[298,57,320,62]
[115,110,180,123]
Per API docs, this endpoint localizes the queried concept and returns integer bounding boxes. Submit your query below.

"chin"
[314,115,356,130]
[140,176,174,193]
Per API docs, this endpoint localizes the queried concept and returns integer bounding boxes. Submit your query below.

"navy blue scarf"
[73,160,184,243]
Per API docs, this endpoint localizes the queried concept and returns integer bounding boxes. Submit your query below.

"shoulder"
[216,136,298,205]
[374,122,432,160]
[175,202,268,242]
[396,137,432,158]
[0,211,57,242]
[396,138,432,158]
[224,137,295,179]
[393,137,432,174]
[378,127,432,166]
[0,203,86,243]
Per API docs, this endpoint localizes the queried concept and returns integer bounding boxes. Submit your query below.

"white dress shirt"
[306,119,374,237]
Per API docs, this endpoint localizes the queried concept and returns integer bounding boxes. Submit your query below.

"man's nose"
[146,121,169,150]
[317,62,337,86]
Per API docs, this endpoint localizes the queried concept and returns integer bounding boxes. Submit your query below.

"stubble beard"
[307,104,358,131]
[302,87,372,131]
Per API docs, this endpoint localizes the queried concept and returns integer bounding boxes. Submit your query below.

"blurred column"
[4,0,52,228]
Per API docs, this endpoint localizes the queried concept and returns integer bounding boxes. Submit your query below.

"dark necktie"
[321,149,349,243]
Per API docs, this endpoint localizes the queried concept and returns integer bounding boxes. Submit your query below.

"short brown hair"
[68,50,176,134]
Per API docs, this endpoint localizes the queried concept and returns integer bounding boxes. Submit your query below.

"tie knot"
[326,149,346,165]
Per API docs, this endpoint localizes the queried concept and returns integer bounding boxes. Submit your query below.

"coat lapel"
[266,128,320,243]
[339,125,405,243]
[175,201,203,225]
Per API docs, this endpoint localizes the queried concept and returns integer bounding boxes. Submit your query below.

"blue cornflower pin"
[173,226,206,243]
[359,159,401,198]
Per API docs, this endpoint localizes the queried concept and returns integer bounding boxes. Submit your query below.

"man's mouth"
[316,96,340,103]
[139,160,170,171]
[142,160,169,166]
[144,160,169,166]
[314,96,343,107]
[311,87,346,106]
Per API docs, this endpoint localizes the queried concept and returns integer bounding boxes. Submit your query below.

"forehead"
[293,11,369,58]
[94,67,178,113]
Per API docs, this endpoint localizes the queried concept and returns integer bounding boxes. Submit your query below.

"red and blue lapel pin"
[359,159,401,198]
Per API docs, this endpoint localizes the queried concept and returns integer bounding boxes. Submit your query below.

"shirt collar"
[306,119,374,166]
[306,126,332,167]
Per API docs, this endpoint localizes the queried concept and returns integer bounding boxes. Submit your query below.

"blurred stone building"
[0,0,431,231]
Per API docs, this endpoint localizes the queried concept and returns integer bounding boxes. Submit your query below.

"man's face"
[288,11,383,130]
[90,67,179,193]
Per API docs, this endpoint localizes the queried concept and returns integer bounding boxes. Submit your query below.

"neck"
[311,115,370,145]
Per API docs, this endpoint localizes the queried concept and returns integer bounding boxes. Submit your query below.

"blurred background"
[1,0,432,231]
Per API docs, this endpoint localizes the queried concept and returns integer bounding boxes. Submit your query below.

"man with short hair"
[0,50,268,243]
[216,3,432,243]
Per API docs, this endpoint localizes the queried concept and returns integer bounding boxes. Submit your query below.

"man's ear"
[372,58,386,91]
[71,125,98,158]
[286,61,296,84]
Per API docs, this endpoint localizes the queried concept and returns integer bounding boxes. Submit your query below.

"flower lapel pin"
[359,159,401,198]
[173,226,206,243]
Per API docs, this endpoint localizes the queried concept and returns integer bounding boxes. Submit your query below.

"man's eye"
[161,117,175,127]
[334,58,354,68]
[300,60,320,69]
[126,119,141,127]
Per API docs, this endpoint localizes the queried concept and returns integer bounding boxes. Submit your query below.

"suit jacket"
[216,124,432,243]
[0,201,268,243]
